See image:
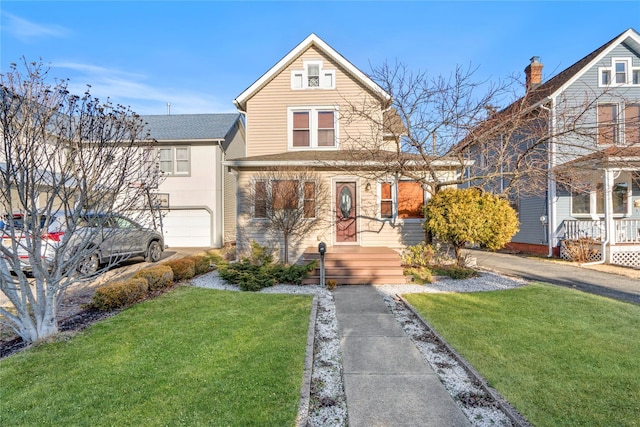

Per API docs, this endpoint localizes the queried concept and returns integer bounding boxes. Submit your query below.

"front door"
[335,181,357,243]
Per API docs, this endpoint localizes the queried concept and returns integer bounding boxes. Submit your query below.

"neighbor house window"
[289,107,338,149]
[571,180,630,216]
[615,61,627,84]
[291,60,336,90]
[148,146,190,176]
[397,181,425,219]
[624,104,640,145]
[597,104,619,145]
[252,179,317,219]
[599,58,640,87]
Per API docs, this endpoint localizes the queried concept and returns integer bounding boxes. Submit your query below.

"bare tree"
[245,169,330,264]
[339,60,627,199]
[0,59,161,344]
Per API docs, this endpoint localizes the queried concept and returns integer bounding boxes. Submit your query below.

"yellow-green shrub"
[162,258,196,281]
[90,278,149,311]
[133,265,174,291]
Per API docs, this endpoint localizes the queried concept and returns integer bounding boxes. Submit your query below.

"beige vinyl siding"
[245,45,384,157]
[236,169,427,262]
[222,122,246,244]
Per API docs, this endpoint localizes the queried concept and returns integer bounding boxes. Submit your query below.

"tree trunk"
[283,233,289,265]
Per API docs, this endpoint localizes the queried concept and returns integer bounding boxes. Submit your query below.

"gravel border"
[190,270,530,426]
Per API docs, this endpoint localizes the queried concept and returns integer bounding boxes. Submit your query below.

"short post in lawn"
[318,242,326,287]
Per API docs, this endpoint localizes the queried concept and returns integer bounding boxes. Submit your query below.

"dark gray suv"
[1,212,165,275]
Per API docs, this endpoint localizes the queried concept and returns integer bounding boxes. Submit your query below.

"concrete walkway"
[333,285,470,427]
[469,250,640,305]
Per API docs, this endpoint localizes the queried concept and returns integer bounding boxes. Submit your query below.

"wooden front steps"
[301,246,408,285]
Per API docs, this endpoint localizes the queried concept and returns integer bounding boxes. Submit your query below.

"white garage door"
[162,209,211,247]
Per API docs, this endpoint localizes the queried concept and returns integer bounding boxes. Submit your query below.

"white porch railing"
[563,219,640,243]
[563,220,604,241]
[615,220,640,243]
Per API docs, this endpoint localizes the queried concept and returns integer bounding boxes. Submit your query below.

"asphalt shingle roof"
[140,113,240,141]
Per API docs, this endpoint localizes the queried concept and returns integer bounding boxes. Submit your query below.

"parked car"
[1,212,164,275]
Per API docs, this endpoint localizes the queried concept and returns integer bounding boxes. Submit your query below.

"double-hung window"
[289,107,338,149]
[597,104,619,145]
[378,181,425,220]
[624,104,640,145]
[252,179,317,219]
[145,146,190,176]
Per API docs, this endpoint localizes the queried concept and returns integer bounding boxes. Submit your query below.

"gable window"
[597,104,619,145]
[289,107,338,149]
[615,61,627,84]
[252,179,317,219]
[599,57,640,87]
[291,60,336,90]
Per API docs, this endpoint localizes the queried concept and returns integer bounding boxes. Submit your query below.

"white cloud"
[2,12,70,41]
[53,61,233,115]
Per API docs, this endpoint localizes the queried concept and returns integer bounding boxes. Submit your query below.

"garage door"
[162,209,211,247]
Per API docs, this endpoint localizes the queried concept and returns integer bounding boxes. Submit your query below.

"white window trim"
[598,57,640,87]
[570,176,632,218]
[377,179,427,222]
[250,178,319,219]
[156,146,191,176]
[291,60,336,90]
[287,106,340,150]
[622,103,640,145]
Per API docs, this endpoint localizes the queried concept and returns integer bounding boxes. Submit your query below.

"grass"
[0,286,313,426]
[404,283,640,427]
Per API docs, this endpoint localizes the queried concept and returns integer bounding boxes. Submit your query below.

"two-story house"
[459,28,640,268]
[226,34,461,264]
[141,113,245,248]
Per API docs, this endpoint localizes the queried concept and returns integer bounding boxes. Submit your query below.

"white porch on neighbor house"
[562,219,640,267]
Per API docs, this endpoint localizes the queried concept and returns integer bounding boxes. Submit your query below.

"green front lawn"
[0,287,313,426]
[404,284,640,427]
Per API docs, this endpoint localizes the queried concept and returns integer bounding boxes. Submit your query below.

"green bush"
[189,254,211,275]
[162,258,196,281]
[270,260,317,285]
[431,265,478,280]
[133,265,174,291]
[401,243,435,267]
[90,278,149,311]
[404,267,433,284]
[218,255,316,291]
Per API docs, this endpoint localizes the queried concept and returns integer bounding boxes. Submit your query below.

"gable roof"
[233,33,390,111]
[524,28,640,106]
[455,28,640,151]
[140,113,240,141]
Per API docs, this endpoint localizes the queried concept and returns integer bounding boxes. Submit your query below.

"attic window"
[599,57,640,87]
[291,60,336,90]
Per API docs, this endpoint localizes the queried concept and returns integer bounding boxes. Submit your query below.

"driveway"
[0,247,211,313]
[469,249,640,305]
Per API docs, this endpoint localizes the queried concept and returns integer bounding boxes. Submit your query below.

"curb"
[397,294,532,427]
[296,295,318,427]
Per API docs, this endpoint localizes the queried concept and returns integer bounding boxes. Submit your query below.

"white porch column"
[604,169,615,260]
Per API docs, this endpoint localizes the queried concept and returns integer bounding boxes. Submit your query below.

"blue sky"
[1,1,639,115]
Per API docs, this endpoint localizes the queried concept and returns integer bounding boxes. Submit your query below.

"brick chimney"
[525,56,543,91]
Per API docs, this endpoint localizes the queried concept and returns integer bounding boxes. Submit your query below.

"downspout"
[540,99,556,257]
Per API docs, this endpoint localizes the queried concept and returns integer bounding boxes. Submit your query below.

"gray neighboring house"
[460,28,640,267]
[141,113,245,248]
